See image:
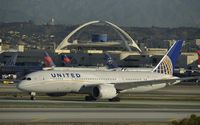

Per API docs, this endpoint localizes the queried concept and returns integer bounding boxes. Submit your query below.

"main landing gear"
[85,96,97,101]
[30,92,36,100]
[84,96,120,102]
[109,97,120,102]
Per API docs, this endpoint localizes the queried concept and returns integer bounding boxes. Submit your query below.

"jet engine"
[92,84,117,99]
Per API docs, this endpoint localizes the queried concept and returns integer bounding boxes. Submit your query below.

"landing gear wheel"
[109,97,120,102]
[30,92,36,100]
[30,96,35,100]
[85,96,96,101]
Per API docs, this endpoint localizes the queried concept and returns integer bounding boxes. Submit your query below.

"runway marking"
[168,118,178,122]
[31,117,46,122]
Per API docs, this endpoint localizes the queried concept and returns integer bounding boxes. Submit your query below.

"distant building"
[195,39,200,46]
[178,52,198,69]
[18,45,24,52]
[50,18,55,25]
[164,40,176,49]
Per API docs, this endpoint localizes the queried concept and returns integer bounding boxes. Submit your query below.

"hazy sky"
[0,0,200,27]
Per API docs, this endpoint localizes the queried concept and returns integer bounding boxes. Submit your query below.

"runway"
[0,84,200,123]
[0,108,200,122]
[0,99,200,123]
[0,99,200,106]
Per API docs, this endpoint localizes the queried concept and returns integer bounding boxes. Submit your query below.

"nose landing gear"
[30,92,36,100]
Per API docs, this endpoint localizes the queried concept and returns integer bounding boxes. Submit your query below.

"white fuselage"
[43,67,152,72]
[17,70,174,94]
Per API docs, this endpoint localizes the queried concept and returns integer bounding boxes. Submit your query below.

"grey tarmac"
[0,108,200,122]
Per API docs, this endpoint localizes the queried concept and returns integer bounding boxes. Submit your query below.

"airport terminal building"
[0,21,198,71]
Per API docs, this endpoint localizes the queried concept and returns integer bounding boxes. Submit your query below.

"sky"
[0,0,200,27]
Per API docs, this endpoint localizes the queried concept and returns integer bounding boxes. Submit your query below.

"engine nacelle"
[92,84,117,99]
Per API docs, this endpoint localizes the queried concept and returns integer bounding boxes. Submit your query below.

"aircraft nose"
[17,81,29,91]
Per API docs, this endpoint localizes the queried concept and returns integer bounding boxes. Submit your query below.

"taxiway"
[0,108,200,122]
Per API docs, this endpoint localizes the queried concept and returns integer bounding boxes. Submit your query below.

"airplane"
[0,53,43,79]
[5,52,18,66]
[0,51,111,82]
[104,52,152,71]
[43,52,108,71]
[44,50,149,72]
[197,49,200,68]
[44,51,56,67]
[0,53,18,81]
[104,53,118,69]
[63,55,72,65]
[17,40,197,101]
[0,51,62,80]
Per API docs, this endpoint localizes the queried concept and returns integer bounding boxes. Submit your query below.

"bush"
[172,114,200,125]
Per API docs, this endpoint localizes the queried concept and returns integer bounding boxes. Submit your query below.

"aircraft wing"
[113,77,199,91]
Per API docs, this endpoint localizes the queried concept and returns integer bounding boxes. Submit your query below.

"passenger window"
[27,78,31,80]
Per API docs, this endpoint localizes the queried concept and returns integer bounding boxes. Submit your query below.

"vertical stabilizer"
[63,55,72,65]
[5,53,18,66]
[197,49,200,68]
[44,51,56,67]
[104,53,118,69]
[152,40,183,75]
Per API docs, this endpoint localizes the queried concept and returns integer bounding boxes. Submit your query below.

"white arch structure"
[55,20,142,52]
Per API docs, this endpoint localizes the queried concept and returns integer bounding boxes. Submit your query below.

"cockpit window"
[22,77,32,80]
[27,78,31,80]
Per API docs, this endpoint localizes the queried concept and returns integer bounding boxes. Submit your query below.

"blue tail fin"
[152,40,183,75]
[5,53,18,66]
[104,53,118,69]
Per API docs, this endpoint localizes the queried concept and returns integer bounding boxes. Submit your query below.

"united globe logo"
[154,56,173,75]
